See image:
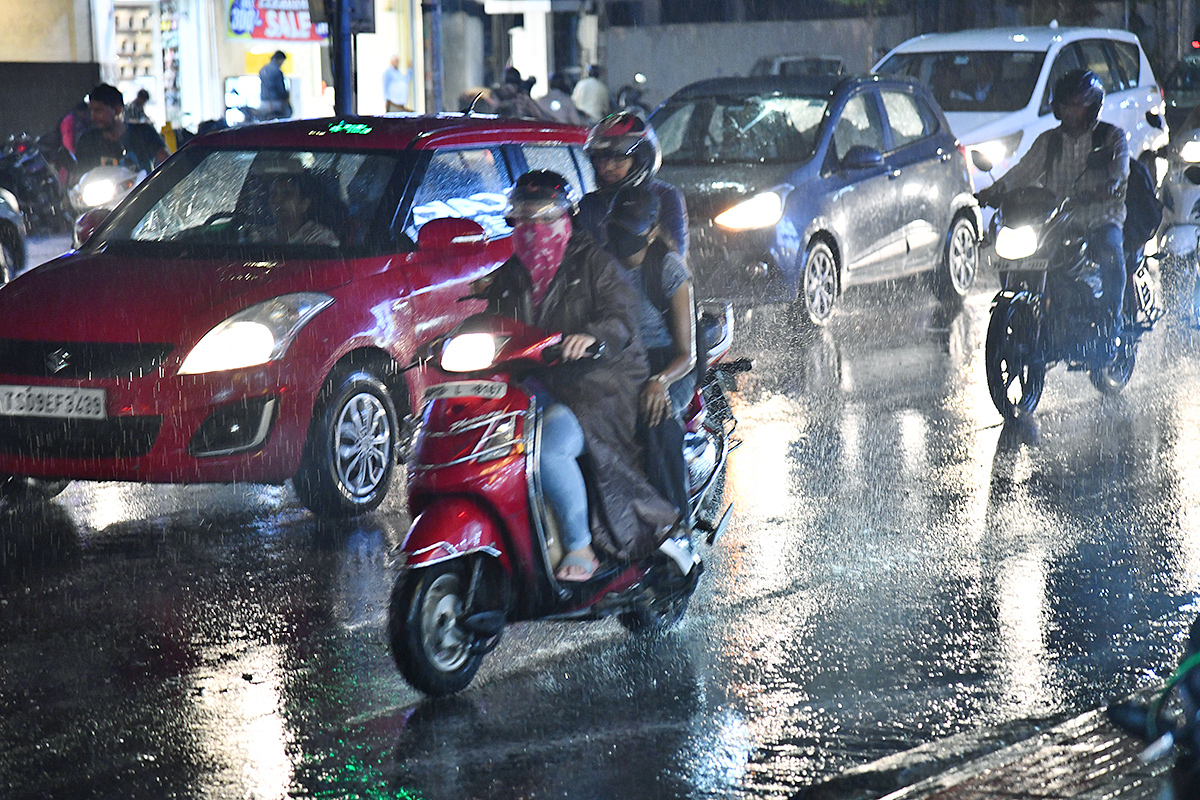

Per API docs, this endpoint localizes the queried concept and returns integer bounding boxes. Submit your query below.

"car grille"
[0,340,174,380]
[0,415,162,459]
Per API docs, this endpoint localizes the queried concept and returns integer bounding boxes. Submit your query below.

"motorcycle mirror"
[1146,110,1165,129]
[1185,165,1200,186]
[970,150,994,173]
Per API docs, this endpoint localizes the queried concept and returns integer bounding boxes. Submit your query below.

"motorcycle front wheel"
[1090,334,1138,394]
[985,297,1045,419]
[389,561,486,696]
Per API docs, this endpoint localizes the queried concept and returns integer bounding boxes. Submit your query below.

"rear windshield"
[651,93,828,165]
[95,147,408,256]
[875,51,1047,112]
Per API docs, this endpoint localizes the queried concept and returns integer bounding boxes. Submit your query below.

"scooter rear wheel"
[389,562,485,696]
[985,297,1045,419]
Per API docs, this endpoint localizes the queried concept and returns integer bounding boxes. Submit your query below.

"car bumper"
[688,223,801,305]
[0,360,318,484]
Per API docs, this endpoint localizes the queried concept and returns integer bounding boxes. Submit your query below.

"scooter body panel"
[400,496,511,571]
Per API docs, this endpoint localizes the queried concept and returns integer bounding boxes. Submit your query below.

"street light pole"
[334,0,354,116]
[425,0,445,112]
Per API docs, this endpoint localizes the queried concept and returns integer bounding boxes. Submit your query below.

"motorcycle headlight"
[1180,140,1200,163]
[178,293,334,375]
[714,190,786,231]
[440,333,500,373]
[994,225,1038,260]
[971,132,1024,169]
[80,179,117,208]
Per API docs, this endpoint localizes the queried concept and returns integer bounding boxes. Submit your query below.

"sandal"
[555,552,599,583]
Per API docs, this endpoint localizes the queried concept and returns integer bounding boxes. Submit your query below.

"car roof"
[187,114,588,152]
[666,74,909,100]
[884,25,1141,54]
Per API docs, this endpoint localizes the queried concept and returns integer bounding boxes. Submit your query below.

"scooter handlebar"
[541,339,605,364]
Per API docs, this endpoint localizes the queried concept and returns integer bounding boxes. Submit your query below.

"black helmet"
[1051,69,1104,124]
[504,170,575,223]
[585,111,662,190]
[603,185,660,259]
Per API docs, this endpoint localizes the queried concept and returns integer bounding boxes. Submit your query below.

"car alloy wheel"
[333,391,391,499]
[799,240,837,326]
[937,216,978,301]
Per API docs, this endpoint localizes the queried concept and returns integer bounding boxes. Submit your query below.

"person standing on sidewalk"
[258,51,291,119]
[383,54,411,112]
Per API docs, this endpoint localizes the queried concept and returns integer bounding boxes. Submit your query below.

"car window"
[880,90,930,149]
[406,147,511,240]
[1040,46,1083,114]
[1167,59,1200,90]
[876,50,1046,112]
[117,148,403,251]
[652,93,827,165]
[1075,39,1120,93]
[832,93,884,161]
[1108,41,1141,90]
[519,144,587,201]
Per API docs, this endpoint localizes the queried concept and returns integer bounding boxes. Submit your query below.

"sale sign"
[228,0,329,42]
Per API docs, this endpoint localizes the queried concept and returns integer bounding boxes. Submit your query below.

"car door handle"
[887,168,902,180]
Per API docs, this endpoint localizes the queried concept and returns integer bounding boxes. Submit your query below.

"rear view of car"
[874,27,1169,187]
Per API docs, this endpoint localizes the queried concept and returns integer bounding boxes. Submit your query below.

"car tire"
[794,239,838,327]
[293,365,399,518]
[0,476,70,511]
[933,214,979,303]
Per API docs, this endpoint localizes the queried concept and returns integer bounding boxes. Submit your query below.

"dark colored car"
[0,115,593,516]
[650,74,981,324]
[0,187,25,285]
[1165,55,1200,134]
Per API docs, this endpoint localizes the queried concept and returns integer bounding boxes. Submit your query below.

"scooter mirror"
[1146,110,1164,129]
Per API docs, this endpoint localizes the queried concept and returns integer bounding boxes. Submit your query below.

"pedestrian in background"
[494,67,552,120]
[383,54,411,112]
[572,64,610,123]
[258,50,291,119]
[124,88,151,124]
[538,72,586,125]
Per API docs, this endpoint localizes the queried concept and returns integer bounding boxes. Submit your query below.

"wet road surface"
[5,268,1200,799]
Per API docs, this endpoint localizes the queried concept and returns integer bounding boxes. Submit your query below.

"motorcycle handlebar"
[541,339,605,364]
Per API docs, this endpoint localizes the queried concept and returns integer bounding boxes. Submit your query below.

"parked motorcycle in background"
[1159,129,1200,321]
[0,133,68,235]
[68,163,146,248]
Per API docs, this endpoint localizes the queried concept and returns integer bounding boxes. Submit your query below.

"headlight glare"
[178,292,334,374]
[440,333,499,372]
[714,191,785,230]
[971,132,1023,168]
[1180,140,1200,163]
[80,179,117,208]
[995,225,1038,260]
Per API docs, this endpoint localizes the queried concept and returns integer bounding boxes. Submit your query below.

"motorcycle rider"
[977,69,1129,356]
[481,170,678,582]
[73,83,169,180]
[577,112,690,258]
[602,184,696,523]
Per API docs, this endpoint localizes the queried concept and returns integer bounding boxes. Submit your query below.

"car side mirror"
[970,150,994,173]
[416,217,488,254]
[1146,110,1164,129]
[1185,165,1200,185]
[840,145,884,171]
[74,207,110,249]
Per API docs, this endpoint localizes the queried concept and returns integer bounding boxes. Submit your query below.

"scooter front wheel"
[389,562,486,696]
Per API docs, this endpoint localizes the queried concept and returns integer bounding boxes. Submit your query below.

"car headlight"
[1180,140,1200,163]
[994,225,1038,260]
[440,332,500,373]
[178,293,334,375]
[714,190,786,230]
[971,132,1024,169]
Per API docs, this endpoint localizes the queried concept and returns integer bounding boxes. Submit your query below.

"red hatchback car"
[0,115,593,516]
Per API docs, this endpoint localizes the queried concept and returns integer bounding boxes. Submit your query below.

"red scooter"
[388,308,748,696]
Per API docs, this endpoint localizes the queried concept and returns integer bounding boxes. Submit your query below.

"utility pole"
[425,0,445,112]
[333,0,355,115]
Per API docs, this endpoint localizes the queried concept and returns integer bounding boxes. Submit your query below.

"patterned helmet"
[584,111,662,190]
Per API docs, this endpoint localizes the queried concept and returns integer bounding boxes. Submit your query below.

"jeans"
[539,401,591,553]
[1088,223,1125,327]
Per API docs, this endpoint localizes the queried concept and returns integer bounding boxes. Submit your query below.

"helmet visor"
[504,198,571,225]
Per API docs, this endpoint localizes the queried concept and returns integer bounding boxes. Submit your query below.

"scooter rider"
[602,185,696,524]
[977,69,1129,355]
[482,170,678,582]
[577,111,690,257]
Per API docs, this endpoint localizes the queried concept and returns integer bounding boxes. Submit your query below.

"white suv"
[874,26,1169,188]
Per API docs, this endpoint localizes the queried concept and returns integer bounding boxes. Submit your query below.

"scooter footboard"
[401,497,509,570]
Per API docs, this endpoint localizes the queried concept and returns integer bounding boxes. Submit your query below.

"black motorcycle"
[980,183,1161,419]
[0,133,68,234]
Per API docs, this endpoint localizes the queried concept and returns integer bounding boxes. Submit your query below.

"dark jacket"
[485,229,678,559]
[578,179,691,258]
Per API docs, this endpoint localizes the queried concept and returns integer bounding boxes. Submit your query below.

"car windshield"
[98,147,407,254]
[652,93,828,165]
[875,50,1046,112]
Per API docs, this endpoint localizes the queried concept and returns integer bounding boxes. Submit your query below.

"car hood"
[0,250,353,344]
[658,162,799,221]
[942,111,1017,143]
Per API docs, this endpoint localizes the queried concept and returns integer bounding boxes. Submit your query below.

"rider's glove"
[976,184,1003,208]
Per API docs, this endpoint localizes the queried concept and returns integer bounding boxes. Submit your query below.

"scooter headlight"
[1180,141,1200,163]
[80,179,118,208]
[440,333,500,373]
[995,225,1038,260]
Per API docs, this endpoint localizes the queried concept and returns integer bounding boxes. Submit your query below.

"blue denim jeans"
[1088,223,1125,326]
[539,401,591,553]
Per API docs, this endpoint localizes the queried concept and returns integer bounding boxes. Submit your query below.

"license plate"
[1002,258,1049,271]
[0,384,106,419]
[424,381,507,401]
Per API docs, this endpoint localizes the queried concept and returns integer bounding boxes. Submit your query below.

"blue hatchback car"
[650,74,981,324]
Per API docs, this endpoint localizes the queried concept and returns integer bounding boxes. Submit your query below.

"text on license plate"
[0,385,107,419]
[424,381,507,401]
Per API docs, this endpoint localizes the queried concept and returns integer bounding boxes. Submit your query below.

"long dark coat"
[485,229,678,559]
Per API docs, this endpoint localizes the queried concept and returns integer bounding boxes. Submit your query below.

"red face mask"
[511,215,572,308]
